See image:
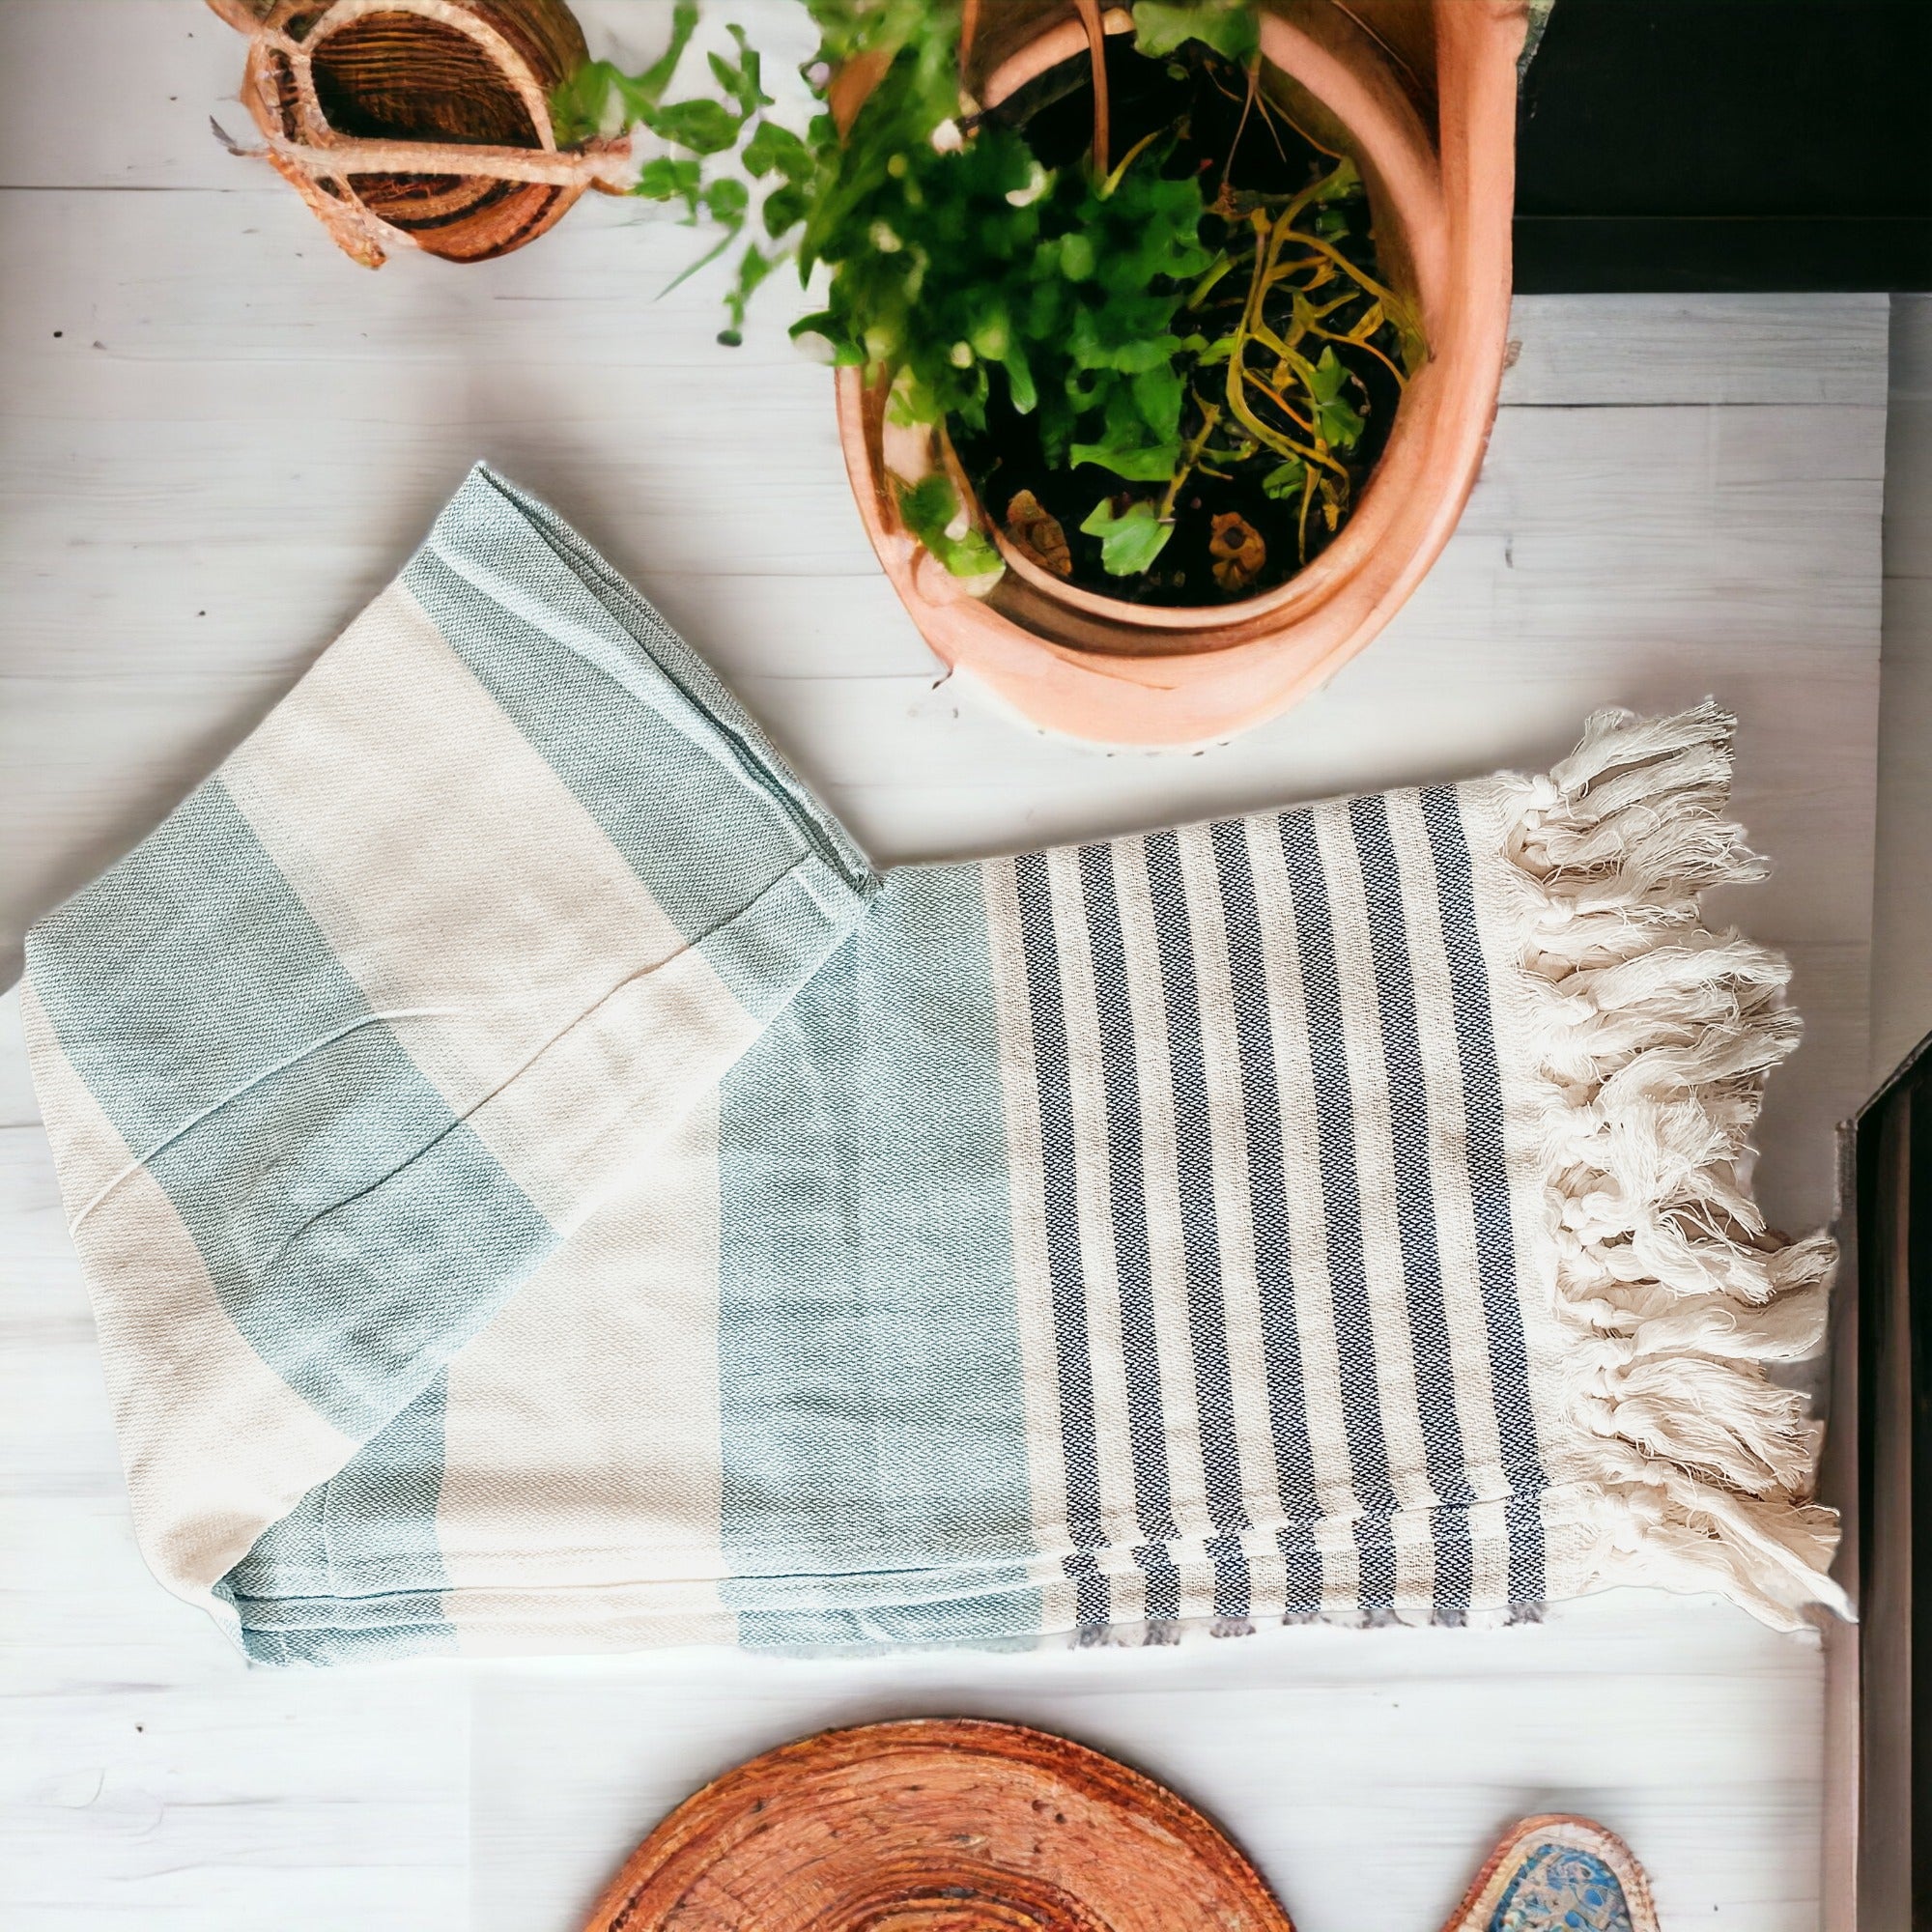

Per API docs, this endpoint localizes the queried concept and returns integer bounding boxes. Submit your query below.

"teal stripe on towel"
[25,780,557,1439]
[219,1375,457,1664]
[733,1569,1047,1654]
[716,861,1039,1647]
[691,854,872,1023]
[403,465,872,1017]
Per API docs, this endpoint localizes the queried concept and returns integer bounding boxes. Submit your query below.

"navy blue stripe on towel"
[1075,841,1185,1624]
[1139,831,1255,1623]
[1275,809,1399,1612]
[1417,785,1548,1609]
[1209,818,1325,1616]
[1010,851,1114,1631]
[1348,794,1474,1620]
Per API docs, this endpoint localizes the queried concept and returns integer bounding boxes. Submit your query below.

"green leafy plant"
[895,473,1003,578]
[554,0,1420,604]
[1130,0,1260,60]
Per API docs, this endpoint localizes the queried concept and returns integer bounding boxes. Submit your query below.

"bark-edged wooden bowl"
[581,1718,1295,1931]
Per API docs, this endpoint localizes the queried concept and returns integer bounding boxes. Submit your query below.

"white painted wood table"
[0,7,1889,1929]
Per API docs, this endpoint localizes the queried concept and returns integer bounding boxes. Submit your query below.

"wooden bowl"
[211,0,625,268]
[581,1719,1295,1931]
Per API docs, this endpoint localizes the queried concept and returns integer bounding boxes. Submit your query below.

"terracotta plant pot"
[837,0,1530,745]
[206,0,630,268]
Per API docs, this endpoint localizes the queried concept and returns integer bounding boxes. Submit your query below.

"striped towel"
[23,465,1843,1664]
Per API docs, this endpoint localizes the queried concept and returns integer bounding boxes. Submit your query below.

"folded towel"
[23,465,1842,1663]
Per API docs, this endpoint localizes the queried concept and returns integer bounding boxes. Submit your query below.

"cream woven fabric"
[24,467,1843,1662]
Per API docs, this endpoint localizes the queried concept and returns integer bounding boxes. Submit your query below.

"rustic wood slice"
[581,1719,1295,1932]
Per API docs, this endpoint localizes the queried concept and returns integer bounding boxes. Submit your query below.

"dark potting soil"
[956,33,1406,608]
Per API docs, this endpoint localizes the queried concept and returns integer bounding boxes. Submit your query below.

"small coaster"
[1440,1814,1660,1932]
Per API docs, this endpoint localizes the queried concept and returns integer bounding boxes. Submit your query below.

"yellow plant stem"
[1185,253,1239,311]
[1225,211,1341,475]
[1311,319,1406,385]
[1099,128,1163,198]
[1158,398,1224,519]
[1283,231,1415,339]
[1240,371,1315,437]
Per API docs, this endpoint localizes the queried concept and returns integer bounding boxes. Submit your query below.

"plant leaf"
[718,242,781,344]
[743,119,812,181]
[895,474,1004,580]
[1314,156,1361,202]
[1130,0,1261,62]
[791,309,864,364]
[762,182,810,238]
[1079,497,1174,575]
[643,97,744,155]
[704,177,749,222]
[1071,440,1180,482]
[1261,458,1307,499]
[1131,362,1185,439]
[549,60,618,147]
[1003,345,1039,414]
[1309,347,1364,444]
[1317,393,1364,446]
[634,155,703,213]
[633,0,699,109]
[708,30,772,120]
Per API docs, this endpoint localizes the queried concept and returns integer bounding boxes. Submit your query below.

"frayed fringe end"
[1504,700,1847,1631]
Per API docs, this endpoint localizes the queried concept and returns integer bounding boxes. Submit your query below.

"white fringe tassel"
[1502,700,1848,1630]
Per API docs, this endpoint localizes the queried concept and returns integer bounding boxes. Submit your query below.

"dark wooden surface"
[1516,0,1932,292]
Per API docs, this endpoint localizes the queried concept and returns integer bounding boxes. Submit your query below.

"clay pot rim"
[956,6,1443,630]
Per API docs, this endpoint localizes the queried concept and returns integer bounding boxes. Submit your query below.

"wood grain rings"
[581,1719,1295,1932]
